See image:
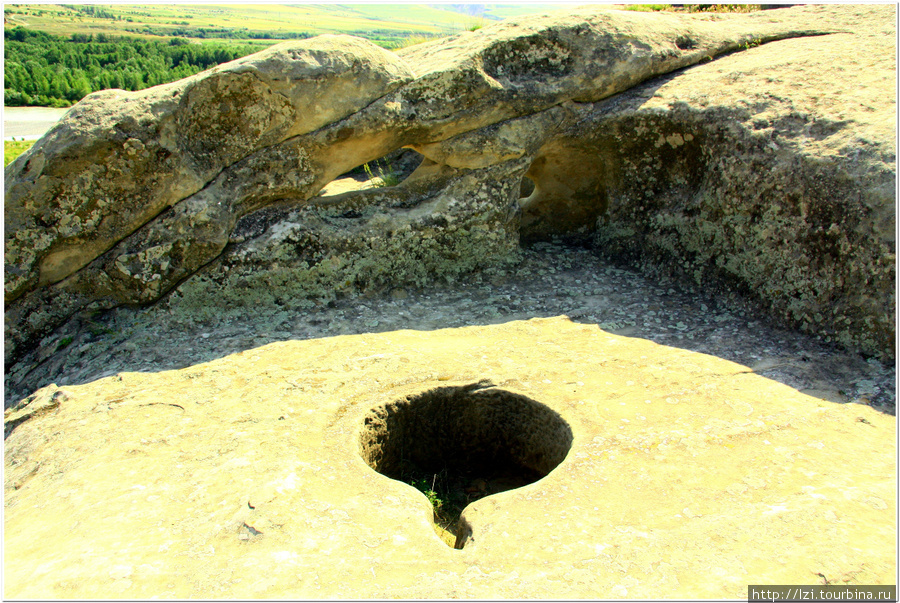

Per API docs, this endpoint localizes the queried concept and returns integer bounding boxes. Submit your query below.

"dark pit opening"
[358,382,573,549]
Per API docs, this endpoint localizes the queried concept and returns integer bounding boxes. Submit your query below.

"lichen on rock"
[4,4,894,372]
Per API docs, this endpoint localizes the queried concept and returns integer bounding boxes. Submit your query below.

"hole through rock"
[358,382,573,549]
[320,148,424,196]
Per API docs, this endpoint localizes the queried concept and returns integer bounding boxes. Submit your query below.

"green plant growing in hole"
[57,336,74,350]
[363,159,402,187]
[411,475,443,510]
[404,467,484,546]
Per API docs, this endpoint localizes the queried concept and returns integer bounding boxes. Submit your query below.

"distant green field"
[2,3,580,108]
[5,140,34,166]
[2,4,570,44]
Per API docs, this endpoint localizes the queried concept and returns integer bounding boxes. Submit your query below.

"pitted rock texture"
[10,5,885,370]
[585,13,896,360]
[5,35,413,299]
[4,318,895,599]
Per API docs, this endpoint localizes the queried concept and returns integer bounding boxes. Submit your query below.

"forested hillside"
[3,3,567,108]
[4,27,264,107]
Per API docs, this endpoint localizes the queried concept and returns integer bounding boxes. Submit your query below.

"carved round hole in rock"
[358,382,573,549]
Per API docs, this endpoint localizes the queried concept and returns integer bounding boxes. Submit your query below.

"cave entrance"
[518,139,612,245]
[358,382,573,549]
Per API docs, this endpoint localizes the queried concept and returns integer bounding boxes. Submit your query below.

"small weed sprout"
[363,160,401,188]
[405,467,476,543]
[412,475,443,510]
[362,161,378,184]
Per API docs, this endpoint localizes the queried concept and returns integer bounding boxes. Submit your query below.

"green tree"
[4,27,262,106]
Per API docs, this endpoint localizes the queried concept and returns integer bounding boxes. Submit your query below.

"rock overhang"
[7,5,894,373]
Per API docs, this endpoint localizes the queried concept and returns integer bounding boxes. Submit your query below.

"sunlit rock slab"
[5,317,894,599]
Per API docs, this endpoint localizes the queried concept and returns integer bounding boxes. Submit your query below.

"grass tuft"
[363,160,402,187]
[465,17,485,31]
[392,33,438,49]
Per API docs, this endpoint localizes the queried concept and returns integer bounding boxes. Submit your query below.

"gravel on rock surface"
[5,245,894,414]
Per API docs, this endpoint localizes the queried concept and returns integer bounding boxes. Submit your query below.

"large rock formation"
[4,6,896,598]
[7,4,895,371]
[4,318,896,598]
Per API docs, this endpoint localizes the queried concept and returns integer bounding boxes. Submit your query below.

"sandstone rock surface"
[9,4,892,371]
[4,35,413,300]
[4,318,895,599]
[585,6,896,359]
[4,8,897,596]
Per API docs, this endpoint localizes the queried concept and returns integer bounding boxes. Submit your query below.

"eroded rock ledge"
[5,5,896,371]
